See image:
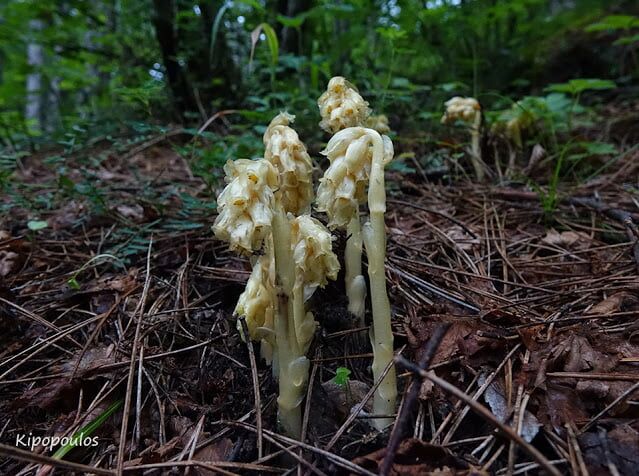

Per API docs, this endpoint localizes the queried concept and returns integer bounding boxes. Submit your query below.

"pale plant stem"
[271,204,306,438]
[261,238,277,371]
[363,129,397,430]
[291,278,313,354]
[471,112,484,181]
[345,212,366,324]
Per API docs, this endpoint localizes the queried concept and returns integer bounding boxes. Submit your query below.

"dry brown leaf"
[548,335,616,373]
[518,324,546,351]
[13,345,119,409]
[115,203,145,222]
[541,228,591,249]
[580,425,639,475]
[540,384,589,432]
[405,316,481,364]
[0,251,19,277]
[192,438,233,476]
[352,438,481,476]
[587,292,639,315]
[445,225,480,251]
[321,379,372,420]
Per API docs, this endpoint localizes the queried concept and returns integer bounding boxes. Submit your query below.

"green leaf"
[333,367,351,386]
[52,400,122,460]
[580,141,617,156]
[542,93,573,113]
[67,277,81,290]
[209,4,230,65]
[27,220,48,231]
[376,26,407,42]
[545,79,616,95]
[237,0,264,10]
[586,15,639,32]
[276,14,306,29]
[249,23,279,72]
[437,81,470,93]
[261,23,279,69]
[614,34,639,45]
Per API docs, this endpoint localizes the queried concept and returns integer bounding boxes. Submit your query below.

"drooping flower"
[441,96,481,124]
[316,128,393,229]
[290,214,340,353]
[318,77,371,134]
[263,112,314,215]
[213,159,278,254]
[235,256,275,341]
[291,215,340,298]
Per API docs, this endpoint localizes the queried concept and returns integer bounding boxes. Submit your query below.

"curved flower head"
[213,159,278,254]
[291,215,340,297]
[263,112,314,215]
[318,77,371,134]
[441,97,481,124]
[235,255,275,341]
[316,128,394,229]
[290,215,340,353]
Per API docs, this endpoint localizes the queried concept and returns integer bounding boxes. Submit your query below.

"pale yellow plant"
[277,214,339,436]
[316,127,392,326]
[316,126,397,430]
[257,113,340,438]
[235,255,277,366]
[213,159,278,254]
[290,215,340,353]
[317,78,394,329]
[263,112,314,215]
[441,96,484,180]
[318,76,371,134]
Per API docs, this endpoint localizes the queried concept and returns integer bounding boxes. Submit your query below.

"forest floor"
[1,129,639,475]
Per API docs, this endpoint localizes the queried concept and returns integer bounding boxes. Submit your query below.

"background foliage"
[0,0,637,154]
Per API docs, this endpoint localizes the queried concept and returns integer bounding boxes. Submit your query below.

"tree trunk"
[151,0,197,118]
[26,19,44,132]
[278,0,311,54]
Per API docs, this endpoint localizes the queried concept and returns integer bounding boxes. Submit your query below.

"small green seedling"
[27,220,48,231]
[334,367,352,386]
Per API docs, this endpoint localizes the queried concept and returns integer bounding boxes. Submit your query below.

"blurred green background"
[0,0,637,148]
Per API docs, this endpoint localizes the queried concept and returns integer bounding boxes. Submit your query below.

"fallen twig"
[381,323,451,476]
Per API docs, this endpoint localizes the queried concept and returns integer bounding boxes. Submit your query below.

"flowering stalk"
[361,129,396,430]
[270,202,303,437]
[492,101,534,177]
[442,96,484,181]
[345,213,366,319]
[264,112,338,438]
[263,113,309,438]
[213,158,280,366]
[318,77,372,325]
[316,126,397,430]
